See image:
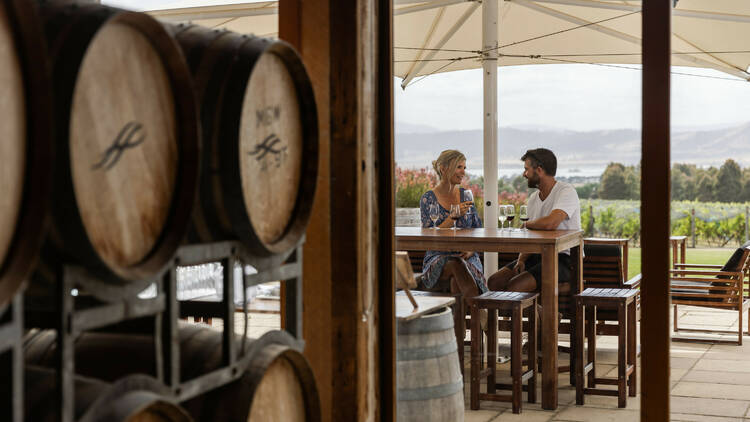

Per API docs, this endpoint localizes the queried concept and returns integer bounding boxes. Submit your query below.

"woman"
[419,150,487,298]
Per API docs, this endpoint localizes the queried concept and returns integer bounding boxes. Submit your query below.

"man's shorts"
[503,253,573,286]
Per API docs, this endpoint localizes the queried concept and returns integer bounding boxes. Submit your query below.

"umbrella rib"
[395,0,470,16]
[401,2,481,88]
[537,56,747,82]
[489,8,640,52]
[509,0,750,81]
[671,33,749,78]
[402,7,447,86]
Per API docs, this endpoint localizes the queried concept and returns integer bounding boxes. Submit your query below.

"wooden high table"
[395,226,584,410]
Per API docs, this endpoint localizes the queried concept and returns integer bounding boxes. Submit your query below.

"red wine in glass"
[507,215,515,223]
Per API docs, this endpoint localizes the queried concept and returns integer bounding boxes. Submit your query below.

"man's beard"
[527,176,540,189]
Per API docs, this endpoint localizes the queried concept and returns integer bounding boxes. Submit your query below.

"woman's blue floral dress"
[419,188,487,293]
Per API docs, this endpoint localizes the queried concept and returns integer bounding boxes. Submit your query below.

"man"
[488,148,581,294]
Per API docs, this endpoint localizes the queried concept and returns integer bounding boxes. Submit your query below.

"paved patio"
[201,300,750,421]
[465,305,750,421]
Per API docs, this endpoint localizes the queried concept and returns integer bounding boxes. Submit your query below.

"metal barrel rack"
[17,239,303,422]
[0,294,23,422]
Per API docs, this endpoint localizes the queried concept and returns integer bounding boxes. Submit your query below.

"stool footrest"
[495,383,534,392]
[594,378,619,385]
[479,393,513,403]
[583,388,620,397]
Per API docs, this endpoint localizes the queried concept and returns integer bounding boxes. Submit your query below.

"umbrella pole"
[482,0,499,278]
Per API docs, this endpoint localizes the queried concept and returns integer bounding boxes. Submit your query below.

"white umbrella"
[147,0,750,273]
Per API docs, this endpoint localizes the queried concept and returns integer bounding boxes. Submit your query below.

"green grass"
[625,247,734,280]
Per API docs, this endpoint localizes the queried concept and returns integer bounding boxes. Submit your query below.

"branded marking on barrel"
[91,121,146,171]
[248,105,288,171]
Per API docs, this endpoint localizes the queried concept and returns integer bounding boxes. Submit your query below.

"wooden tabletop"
[395,227,583,253]
[395,294,455,321]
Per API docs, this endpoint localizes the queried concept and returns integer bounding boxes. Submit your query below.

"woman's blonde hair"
[432,150,466,183]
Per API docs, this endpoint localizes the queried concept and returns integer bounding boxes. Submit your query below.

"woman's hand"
[459,200,473,216]
[513,260,526,274]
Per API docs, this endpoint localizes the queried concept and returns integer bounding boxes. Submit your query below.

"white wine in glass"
[429,203,439,228]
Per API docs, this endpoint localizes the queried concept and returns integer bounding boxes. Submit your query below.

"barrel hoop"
[397,341,457,361]
[397,308,453,335]
[397,381,463,402]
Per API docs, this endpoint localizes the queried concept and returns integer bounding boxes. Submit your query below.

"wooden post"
[279,2,332,420]
[641,1,671,421]
[280,0,393,420]
[691,208,696,248]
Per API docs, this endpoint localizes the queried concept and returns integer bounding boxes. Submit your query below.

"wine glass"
[429,203,440,228]
[463,190,474,215]
[506,205,516,231]
[498,205,507,231]
[449,204,461,230]
[520,205,529,231]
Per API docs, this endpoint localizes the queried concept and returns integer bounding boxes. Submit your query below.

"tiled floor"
[201,302,750,421]
[465,305,750,421]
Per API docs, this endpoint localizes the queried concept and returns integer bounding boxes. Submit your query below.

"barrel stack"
[0,1,319,421]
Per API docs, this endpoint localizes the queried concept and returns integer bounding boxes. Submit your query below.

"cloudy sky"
[395,64,750,132]
[109,0,750,133]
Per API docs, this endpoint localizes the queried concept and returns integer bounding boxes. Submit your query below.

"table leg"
[541,244,558,410]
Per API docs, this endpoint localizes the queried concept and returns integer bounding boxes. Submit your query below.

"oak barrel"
[25,325,321,421]
[171,24,318,258]
[0,0,53,309]
[0,366,190,422]
[35,2,199,290]
[397,307,464,421]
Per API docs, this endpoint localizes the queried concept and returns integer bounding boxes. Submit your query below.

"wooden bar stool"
[469,291,538,414]
[575,288,638,408]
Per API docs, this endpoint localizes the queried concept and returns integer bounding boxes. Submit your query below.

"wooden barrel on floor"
[171,24,318,258]
[33,2,199,294]
[1,366,190,422]
[24,325,321,421]
[0,0,53,309]
[397,307,464,421]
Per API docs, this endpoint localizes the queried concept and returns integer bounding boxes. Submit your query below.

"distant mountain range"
[395,122,750,174]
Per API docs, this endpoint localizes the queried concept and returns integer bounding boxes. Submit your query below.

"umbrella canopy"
[149,0,750,87]
[394,0,750,87]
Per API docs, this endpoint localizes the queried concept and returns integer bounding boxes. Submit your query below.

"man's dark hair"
[521,148,557,176]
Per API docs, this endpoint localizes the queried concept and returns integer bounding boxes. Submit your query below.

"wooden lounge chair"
[670,244,750,345]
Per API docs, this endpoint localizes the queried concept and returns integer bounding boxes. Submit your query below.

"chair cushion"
[709,247,746,302]
[719,247,746,275]
[583,243,621,258]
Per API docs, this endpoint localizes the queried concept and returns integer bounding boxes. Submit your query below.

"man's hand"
[513,260,526,274]
[459,251,474,260]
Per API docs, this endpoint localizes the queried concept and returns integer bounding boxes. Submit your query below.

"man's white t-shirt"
[527,181,581,254]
